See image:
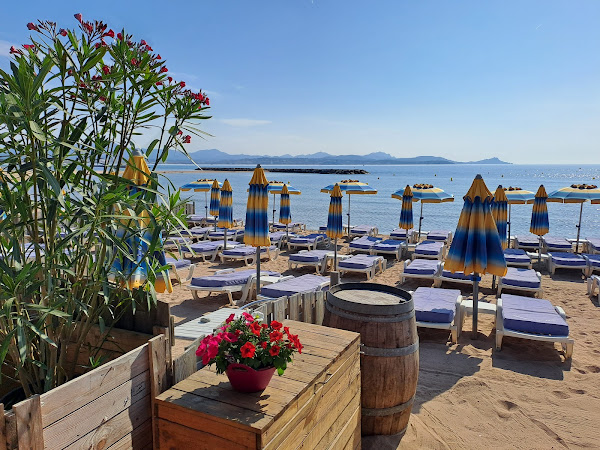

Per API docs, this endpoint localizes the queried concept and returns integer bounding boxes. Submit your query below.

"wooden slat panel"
[72,324,152,354]
[149,334,168,398]
[13,395,43,450]
[3,411,16,450]
[173,337,201,384]
[41,344,149,428]
[156,418,252,450]
[289,294,300,321]
[108,418,153,450]
[273,298,286,322]
[303,293,314,324]
[326,404,361,450]
[0,404,6,450]
[315,292,325,325]
[307,391,361,449]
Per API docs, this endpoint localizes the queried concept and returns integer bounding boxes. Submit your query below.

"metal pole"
[575,202,583,253]
[418,202,424,240]
[507,204,512,248]
[204,192,208,220]
[347,195,351,236]
[538,236,543,263]
[256,246,261,299]
[334,237,338,271]
[223,228,227,250]
[472,273,479,339]
[286,224,289,243]
[272,193,276,229]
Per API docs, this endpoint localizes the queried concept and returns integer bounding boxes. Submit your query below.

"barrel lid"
[328,283,413,315]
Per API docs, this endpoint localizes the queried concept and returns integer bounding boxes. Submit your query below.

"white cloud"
[0,40,14,58]
[220,118,272,127]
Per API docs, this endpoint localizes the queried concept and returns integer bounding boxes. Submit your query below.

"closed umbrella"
[398,185,414,252]
[279,184,292,241]
[503,187,535,246]
[326,184,344,271]
[530,185,550,262]
[218,179,233,250]
[209,179,220,231]
[445,175,507,337]
[266,181,301,226]
[392,184,453,240]
[244,165,271,298]
[548,183,600,253]
[180,179,220,219]
[491,186,508,289]
[321,180,377,235]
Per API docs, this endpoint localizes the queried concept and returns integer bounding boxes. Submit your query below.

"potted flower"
[196,312,303,392]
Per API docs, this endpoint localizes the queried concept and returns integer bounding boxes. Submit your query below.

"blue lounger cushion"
[338,255,381,270]
[289,233,325,244]
[289,250,331,263]
[585,254,600,268]
[191,269,280,288]
[189,226,212,234]
[260,274,328,297]
[549,252,586,267]
[426,230,449,241]
[516,235,539,247]
[351,225,376,234]
[349,236,380,250]
[209,229,243,238]
[390,229,412,239]
[373,240,404,251]
[415,240,444,256]
[187,215,205,222]
[543,236,572,250]
[414,287,460,323]
[501,268,540,289]
[442,270,471,280]
[404,259,440,275]
[273,222,303,229]
[587,238,600,251]
[182,240,239,253]
[501,294,569,336]
[503,248,531,264]
[222,246,272,256]
[268,231,287,241]
[165,257,192,269]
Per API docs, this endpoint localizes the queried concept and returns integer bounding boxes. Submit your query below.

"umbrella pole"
[334,237,338,271]
[418,202,424,240]
[205,192,208,220]
[507,204,512,248]
[347,195,351,236]
[224,228,227,250]
[286,224,289,243]
[256,246,261,299]
[472,273,479,339]
[575,203,583,253]
[272,193,276,229]
[538,236,543,263]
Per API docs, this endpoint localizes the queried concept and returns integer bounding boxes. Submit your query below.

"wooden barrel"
[323,282,418,436]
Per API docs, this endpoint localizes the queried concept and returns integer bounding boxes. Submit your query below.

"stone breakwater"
[196,167,368,174]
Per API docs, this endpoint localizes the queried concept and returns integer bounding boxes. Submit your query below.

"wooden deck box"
[155,320,361,449]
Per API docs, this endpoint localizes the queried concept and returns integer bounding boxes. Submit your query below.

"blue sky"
[1,1,599,163]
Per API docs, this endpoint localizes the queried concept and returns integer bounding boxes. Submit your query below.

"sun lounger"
[349,236,381,254]
[288,233,329,251]
[585,237,600,254]
[390,228,417,244]
[372,239,405,260]
[181,240,241,262]
[583,254,600,277]
[515,235,540,251]
[268,231,294,249]
[188,226,212,239]
[188,269,283,306]
[259,274,330,299]
[349,224,379,238]
[338,254,386,280]
[164,236,194,249]
[412,240,446,260]
[497,267,542,297]
[426,230,452,243]
[219,245,279,266]
[288,249,348,274]
[587,275,600,297]
[400,259,442,284]
[543,236,573,252]
[165,256,196,283]
[503,249,532,268]
[437,264,473,287]
[186,214,207,225]
[547,252,587,275]
[208,228,245,241]
[413,287,463,343]
[496,294,573,359]
[272,222,305,232]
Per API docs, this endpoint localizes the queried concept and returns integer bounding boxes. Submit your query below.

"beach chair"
[426,230,453,243]
[587,275,600,297]
[497,267,543,297]
[170,227,210,242]
[233,218,245,227]
[349,224,379,238]
[188,226,212,240]
[164,236,194,249]
[413,287,463,343]
[181,240,241,262]
[543,236,573,252]
[412,240,446,260]
[547,252,587,276]
[495,294,573,359]
[220,245,279,266]
[338,254,386,280]
[259,274,330,299]
[372,239,405,260]
[583,254,600,277]
[208,228,245,241]
[288,233,329,251]
[272,222,305,233]
[349,236,382,254]
[503,249,533,268]
[188,269,285,306]
[400,259,442,284]
[390,228,416,243]
[165,256,196,284]
[288,250,348,274]
[585,237,600,254]
[186,214,206,226]
[268,231,293,249]
[437,263,473,287]
[515,235,540,251]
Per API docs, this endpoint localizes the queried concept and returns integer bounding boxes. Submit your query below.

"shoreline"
[195,167,369,174]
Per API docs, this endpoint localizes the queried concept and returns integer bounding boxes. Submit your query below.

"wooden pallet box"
[155,320,361,449]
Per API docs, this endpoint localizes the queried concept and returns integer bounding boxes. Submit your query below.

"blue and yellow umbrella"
[326,184,344,271]
[180,179,220,219]
[548,183,600,252]
[321,180,377,234]
[218,179,233,249]
[245,165,271,297]
[266,181,300,226]
[530,185,549,261]
[392,184,454,239]
[279,184,291,224]
[445,175,507,336]
[503,187,534,243]
[492,186,508,250]
[398,185,414,231]
[209,179,221,229]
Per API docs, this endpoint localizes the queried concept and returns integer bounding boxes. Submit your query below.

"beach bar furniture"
[547,252,587,276]
[155,320,361,449]
[400,259,442,284]
[437,263,474,287]
[372,239,405,260]
[349,235,381,254]
[412,240,446,260]
[338,254,387,280]
[219,245,279,266]
[413,287,463,343]
[542,236,573,252]
[349,224,379,237]
[497,267,543,297]
[288,233,329,251]
[268,231,293,248]
[426,230,453,243]
[259,274,330,299]
[288,249,348,274]
[165,256,196,283]
[515,235,541,251]
[496,294,573,359]
[503,248,533,268]
[323,283,418,436]
[583,254,600,276]
[272,221,305,232]
[390,228,417,243]
[181,240,241,262]
[208,228,245,241]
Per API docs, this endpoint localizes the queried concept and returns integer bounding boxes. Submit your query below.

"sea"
[157,163,600,239]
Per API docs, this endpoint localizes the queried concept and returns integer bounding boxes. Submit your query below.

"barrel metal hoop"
[361,397,415,417]
[360,341,419,357]
[327,283,413,315]
[326,301,415,323]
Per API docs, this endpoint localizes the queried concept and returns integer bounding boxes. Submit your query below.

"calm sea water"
[157,163,600,239]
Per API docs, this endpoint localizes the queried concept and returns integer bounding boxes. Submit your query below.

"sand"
[158,233,600,449]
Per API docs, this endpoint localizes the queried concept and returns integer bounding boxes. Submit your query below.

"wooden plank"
[173,336,202,384]
[0,404,6,450]
[326,404,361,450]
[309,390,361,450]
[71,324,152,354]
[156,418,252,450]
[107,419,152,450]
[43,371,150,449]
[4,411,16,450]
[289,294,300,321]
[13,395,43,450]
[288,320,360,341]
[41,343,149,428]
[149,334,168,399]
[64,395,151,449]
[303,293,314,324]
[273,298,286,322]
[315,292,325,325]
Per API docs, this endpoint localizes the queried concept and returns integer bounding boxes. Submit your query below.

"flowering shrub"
[196,313,303,376]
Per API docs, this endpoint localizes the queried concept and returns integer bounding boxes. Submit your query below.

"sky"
[1,1,599,164]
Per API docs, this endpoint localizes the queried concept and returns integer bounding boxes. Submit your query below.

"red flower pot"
[225,363,276,393]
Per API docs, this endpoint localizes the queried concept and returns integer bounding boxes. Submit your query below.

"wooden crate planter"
[155,320,361,449]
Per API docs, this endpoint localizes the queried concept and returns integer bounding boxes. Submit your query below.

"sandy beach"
[159,231,599,449]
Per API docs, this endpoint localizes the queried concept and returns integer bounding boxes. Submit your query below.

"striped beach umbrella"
[503,188,535,243]
[445,175,507,337]
[492,186,508,250]
[244,165,271,297]
[209,179,220,230]
[548,183,600,252]
[218,179,233,249]
[392,184,454,239]
[279,184,292,241]
[321,180,377,234]
[265,181,300,226]
[398,185,414,251]
[530,185,549,261]
[180,179,220,219]
[326,184,344,271]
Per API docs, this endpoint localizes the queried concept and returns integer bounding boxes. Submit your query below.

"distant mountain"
[163,150,510,165]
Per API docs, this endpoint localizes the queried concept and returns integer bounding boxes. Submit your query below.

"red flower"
[269,345,280,356]
[242,312,254,322]
[74,13,83,22]
[67,69,73,76]
[99,96,106,102]
[95,43,101,49]
[283,326,290,335]
[131,58,138,66]
[180,81,186,88]
[271,320,283,331]
[104,29,115,38]
[226,313,235,324]
[27,22,38,31]
[241,342,256,359]
[156,54,162,60]
[177,130,183,135]
[102,65,110,75]
[160,66,168,73]
[261,323,268,329]
[249,321,262,336]
[269,331,284,342]
[261,342,268,349]
[22,44,35,50]
[205,97,210,106]
[9,46,23,55]
[84,22,93,34]
[140,39,147,46]
[59,29,68,37]
[223,332,238,343]
[167,76,173,83]
[117,32,123,40]
[289,334,303,353]
[146,45,153,52]
[183,135,191,144]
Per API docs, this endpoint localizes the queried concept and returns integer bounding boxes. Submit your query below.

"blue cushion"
[373,240,403,251]
[427,230,449,241]
[585,254,600,268]
[165,257,191,269]
[182,240,240,253]
[191,269,280,287]
[390,229,409,238]
[549,252,586,267]
[501,294,569,336]
[260,274,328,297]
[349,236,380,250]
[501,268,541,289]
[503,248,531,264]
[289,250,331,263]
[351,225,375,234]
[338,255,381,270]
[543,236,572,250]
[415,240,444,256]
[414,287,460,323]
[516,235,539,247]
[289,233,325,244]
[442,270,472,280]
[587,238,600,251]
[404,259,439,275]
